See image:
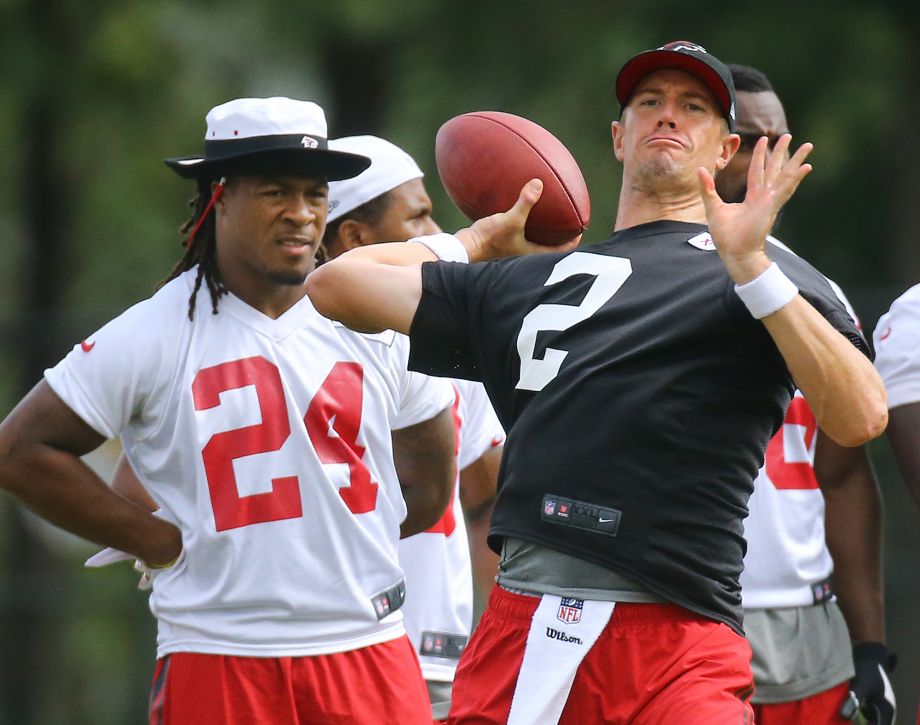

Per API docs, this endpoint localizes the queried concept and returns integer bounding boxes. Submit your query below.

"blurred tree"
[888,3,920,288]
[2,0,83,719]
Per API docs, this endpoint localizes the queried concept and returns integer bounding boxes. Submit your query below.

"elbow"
[854,383,890,445]
[833,403,888,448]
[818,369,889,447]
[861,404,889,445]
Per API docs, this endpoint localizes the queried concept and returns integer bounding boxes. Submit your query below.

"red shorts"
[752,681,852,724]
[148,635,431,725]
[449,586,755,724]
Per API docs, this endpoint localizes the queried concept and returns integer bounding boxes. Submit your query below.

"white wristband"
[734,262,798,319]
[409,233,470,264]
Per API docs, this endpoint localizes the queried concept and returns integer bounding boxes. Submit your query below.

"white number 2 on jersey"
[516,252,632,391]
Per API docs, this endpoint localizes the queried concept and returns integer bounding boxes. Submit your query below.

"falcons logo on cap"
[660,41,707,54]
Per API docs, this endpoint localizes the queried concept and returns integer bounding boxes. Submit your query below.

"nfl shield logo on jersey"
[557,597,584,624]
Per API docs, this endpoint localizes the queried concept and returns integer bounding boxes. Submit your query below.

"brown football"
[435,111,590,246]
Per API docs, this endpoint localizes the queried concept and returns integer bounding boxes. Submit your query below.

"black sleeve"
[408,260,486,380]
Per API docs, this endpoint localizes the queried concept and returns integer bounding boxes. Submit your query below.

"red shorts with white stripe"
[752,681,851,724]
[148,635,432,725]
[449,586,755,724]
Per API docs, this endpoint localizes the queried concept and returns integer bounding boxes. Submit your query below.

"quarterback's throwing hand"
[698,134,813,283]
[457,180,581,262]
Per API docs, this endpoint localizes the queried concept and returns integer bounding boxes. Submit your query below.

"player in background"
[0,97,457,724]
[101,134,503,721]
[322,134,505,720]
[719,64,895,725]
[874,286,920,725]
[875,287,920,510]
[306,41,887,723]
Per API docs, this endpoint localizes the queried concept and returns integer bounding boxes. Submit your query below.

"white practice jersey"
[399,378,504,682]
[741,238,858,609]
[874,283,920,408]
[45,270,453,658]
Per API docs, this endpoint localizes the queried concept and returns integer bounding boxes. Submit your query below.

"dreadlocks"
[158,178,227,320]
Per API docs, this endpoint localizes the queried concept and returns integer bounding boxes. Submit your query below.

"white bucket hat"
[165,97,370,181]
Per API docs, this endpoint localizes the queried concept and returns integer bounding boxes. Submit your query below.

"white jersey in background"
[741,390,834,607]
[742,237,859,607]
[874,282,920,408]
[399,378,504,683]
[740,238,860,702]
[45,269,453,658]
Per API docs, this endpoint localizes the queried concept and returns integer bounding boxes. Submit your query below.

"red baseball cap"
[615,41,736,131]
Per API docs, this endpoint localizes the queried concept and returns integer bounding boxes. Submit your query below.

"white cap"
[326,135,424,222]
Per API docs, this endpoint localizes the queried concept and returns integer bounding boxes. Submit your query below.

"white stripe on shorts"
[507,594,615,725]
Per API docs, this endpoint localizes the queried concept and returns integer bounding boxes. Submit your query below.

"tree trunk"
[889,8,920,286]
[321,33,390,137]
[0,6,74,722]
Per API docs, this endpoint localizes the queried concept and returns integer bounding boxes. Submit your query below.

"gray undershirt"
[497,537,665,603]
[744,600,853,703]
[426,680,452,720]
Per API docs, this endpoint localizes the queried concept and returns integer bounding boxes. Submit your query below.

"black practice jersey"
[408,220,867,632]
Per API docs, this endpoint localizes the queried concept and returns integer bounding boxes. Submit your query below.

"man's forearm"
[308,182,568,335]
[111,454,158,512]
[818,435,885,644]
[392,408,457,538]
[0,381,181,566]
[886,403,920,507]
[761,296,887,447]
[307,243,429,334]
[460,445,502,601]
[1,444,180,565]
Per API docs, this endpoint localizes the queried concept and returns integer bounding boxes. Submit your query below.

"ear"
[337,219,374,251]
[715,133,741,172]
[611,120,626,162]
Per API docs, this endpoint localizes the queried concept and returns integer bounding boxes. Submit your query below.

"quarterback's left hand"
[839,642,897,725]
[698,134,813,284]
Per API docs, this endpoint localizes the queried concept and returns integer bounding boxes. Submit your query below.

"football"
[435,111,591,246]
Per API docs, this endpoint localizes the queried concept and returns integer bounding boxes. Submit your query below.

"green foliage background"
[1,1,918,722]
